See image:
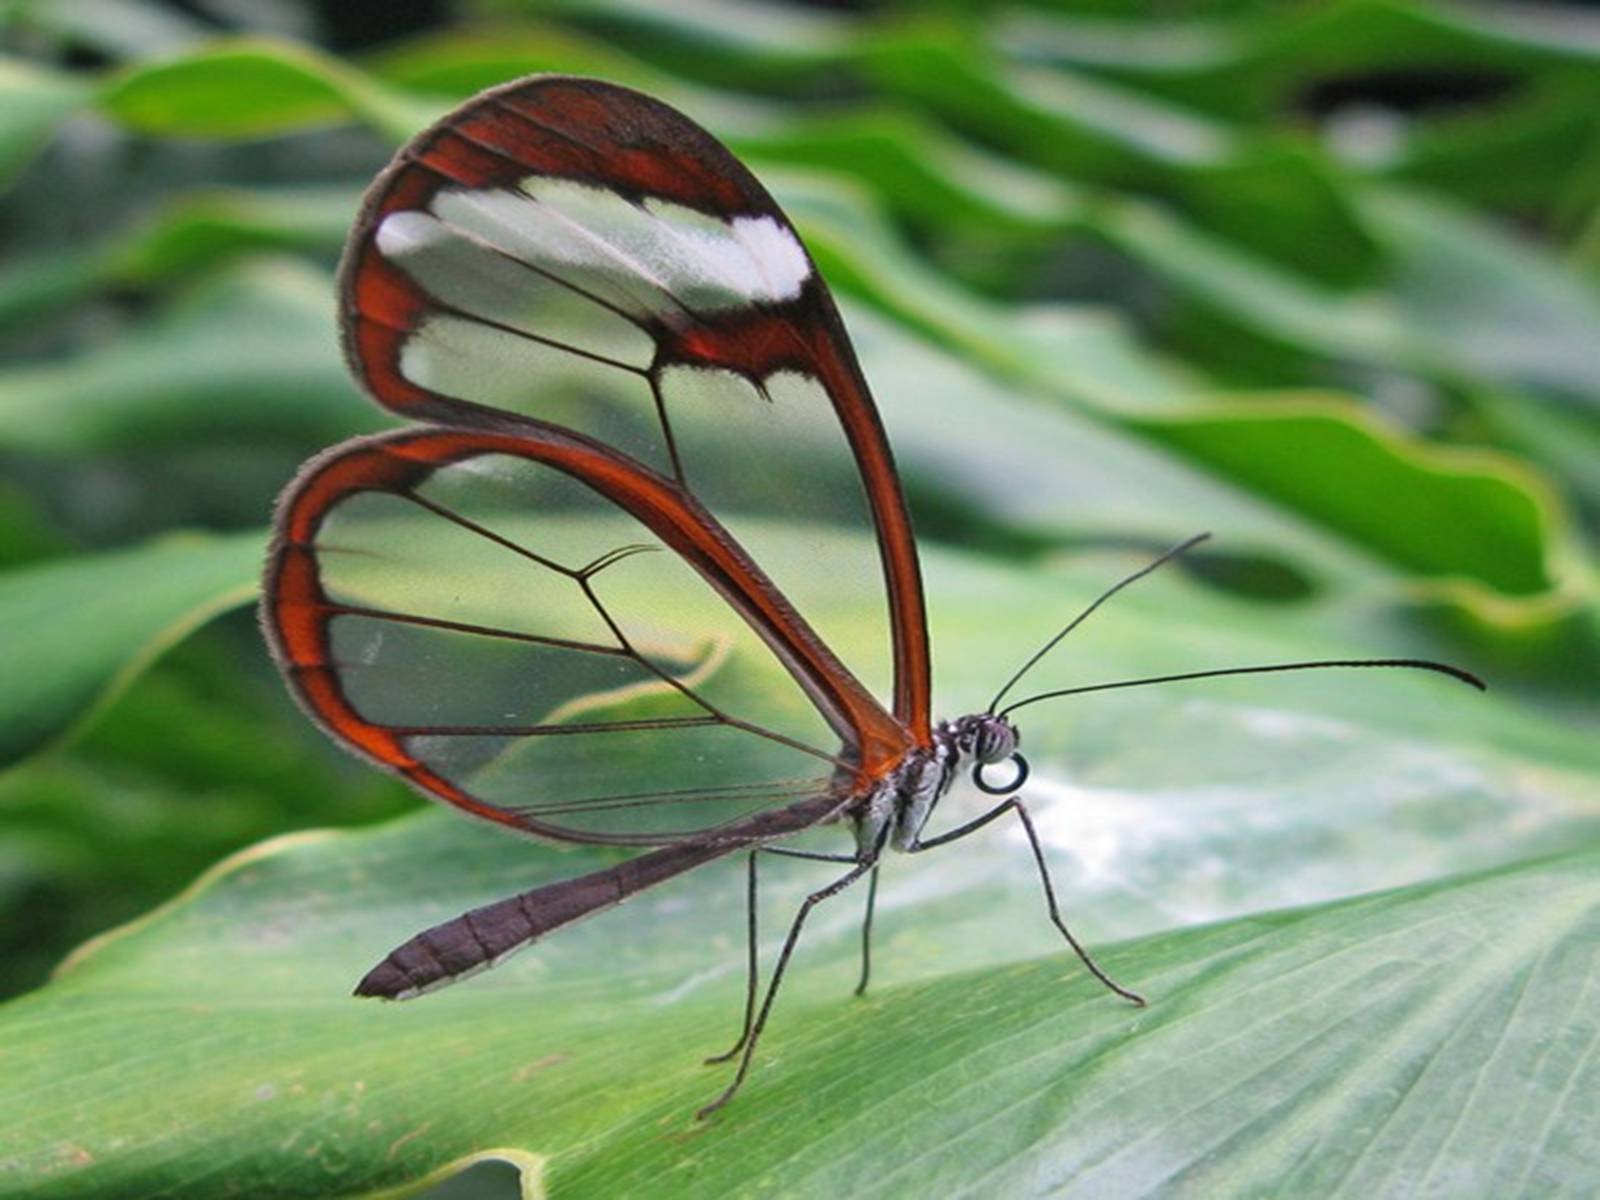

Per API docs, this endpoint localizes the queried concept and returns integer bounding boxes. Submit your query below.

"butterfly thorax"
[856,713,1021,855]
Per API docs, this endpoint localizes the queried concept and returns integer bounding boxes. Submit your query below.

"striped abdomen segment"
[354,794,847,1000]
[355,838,737,999]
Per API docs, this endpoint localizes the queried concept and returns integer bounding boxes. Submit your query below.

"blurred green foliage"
[1,1,1598,1196]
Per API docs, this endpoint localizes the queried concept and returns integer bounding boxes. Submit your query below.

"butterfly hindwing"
[265,423,913,844]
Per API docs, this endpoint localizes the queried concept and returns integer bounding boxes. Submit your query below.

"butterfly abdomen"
[354,837,738,999]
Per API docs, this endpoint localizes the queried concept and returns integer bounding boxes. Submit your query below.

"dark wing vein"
[388,716,723,737]
[317,603,630,656]
[421,294,647,376]
[422,207,650,332]
[503,180,698,319]
[483,95,607,156]
[517,782,828,818]
[647,371,687,484]
[400,492,577,577]
[524,775,829,805]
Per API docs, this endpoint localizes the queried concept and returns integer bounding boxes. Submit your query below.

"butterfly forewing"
[340,76,930,736]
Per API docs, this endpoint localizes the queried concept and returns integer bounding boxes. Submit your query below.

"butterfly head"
[947,713,1027,796]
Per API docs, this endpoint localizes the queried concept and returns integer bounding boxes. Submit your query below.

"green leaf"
[0,185,358,334]
[1171,139,1384,288]
[0,529,263,764]
[778,176,1196,414]
[737,107,1080,242]
[538,0,852,89]
[13,841,1599,1197]
[858,23,1236,181]
[2,538,1594,1197]
[106,186,357,281]
[1388,74,1600,217]
[4,0,215,60]
[1091,194,1409,367]
[0,480,69,570]
[561,854,1600,1198]
[362,21,676,97]
[0,637,416,999]
[99,38,437,143]
[1362,187,1600,411]
[837,21,1386,284]
[999,0,1600,120]
[1472,387,1600,527]
[1091,184,1600,523]
[1250,0,1600,100]
[0,258,377,455]
[1130,401,1557,596]
[0,56,91,191]
[1091,182,1600,422]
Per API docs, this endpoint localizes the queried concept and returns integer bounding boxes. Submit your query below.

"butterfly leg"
[704,843,863,1066]
[696,841,883,1119]
[854,864,880,997]
[908,798,1145,1006]
[758,846,877,996]
[704,852,760,1065]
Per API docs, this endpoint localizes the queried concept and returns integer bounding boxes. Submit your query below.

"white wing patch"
[401,179,810,319]
[729,213,811,302]
[375,209,656,369]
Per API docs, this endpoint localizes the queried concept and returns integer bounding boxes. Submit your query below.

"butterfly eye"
[966,715,1017,763]
[973,752,1029,796]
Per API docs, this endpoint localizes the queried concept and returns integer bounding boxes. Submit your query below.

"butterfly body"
[849,733,939,857]
[848,713,1020,856]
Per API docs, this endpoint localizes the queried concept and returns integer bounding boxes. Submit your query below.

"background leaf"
[3,2,1599,1195]
[100,38,434,142]
[2,538,1594,1198]
[0,57,90,190]
[0,530,261,763]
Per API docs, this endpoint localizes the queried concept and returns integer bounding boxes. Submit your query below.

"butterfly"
[261,75,1482,1117]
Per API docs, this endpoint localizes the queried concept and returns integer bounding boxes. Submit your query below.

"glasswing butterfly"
[261,76,1482,1116]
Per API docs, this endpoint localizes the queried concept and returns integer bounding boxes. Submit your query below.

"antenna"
[987,532,1210,714]
[1000,657,1485,717]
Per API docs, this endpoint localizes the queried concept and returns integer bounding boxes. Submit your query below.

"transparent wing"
[340,75,930,736]
[264,425,911,846]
